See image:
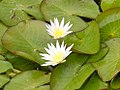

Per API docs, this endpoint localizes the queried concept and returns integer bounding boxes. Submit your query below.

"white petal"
[50,20,55,28]
[50,43,57,53]
[54,18,59,27]
[45,24,50,29]
[40,53,49,57]
[64,44,74,57]
[66,44,74,52]
[60,18,64,28]
[61,41,65,49]
[62,31,73,37]
[56,40,60,50]
[45,48,54,55]
[64,51,72,58]
[65,24,73,32]
[64,21,70,30]
[61,59,66,63]
[47,29,54,36]
[41,61,58,66]
[46,62,58,65]
[41,63,51,66]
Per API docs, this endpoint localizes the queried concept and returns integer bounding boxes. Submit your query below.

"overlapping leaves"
[0,0,120,90]
[41,0,100,32]
[0,0,43,26]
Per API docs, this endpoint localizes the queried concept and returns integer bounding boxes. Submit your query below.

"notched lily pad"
[96,8,120,42]
[2,20,53,64]
[93,38,120,81]
[87,45,109,63]
[64,21,100,54]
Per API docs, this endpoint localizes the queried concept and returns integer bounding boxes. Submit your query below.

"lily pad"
[0,22,7,54]
[41,0,100,32]
[2,20,53,64]
[93,38,120,81]
[50,53,95,90]
[4,70,50,90]
[0,75,10,88]
[9,56,41,71]
[87,45,108,63]
[110,74,120,89]
[0,60,13,73]
[0,0,43,26]
[80,73,108,90]
[65,21,100,54]
[101,0,120,11]
[0,55,5,60]
[96,8,120,42]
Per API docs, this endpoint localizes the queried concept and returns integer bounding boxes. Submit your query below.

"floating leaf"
[50,53,95,90]
[0,60,13,73]
[110,74,120,89]
[96,8,120,42]
[80,73,108,90]
[0,22,7,54]
[41,0,100,32]
[93,38,120,81]
[0,75,10,88]
[101,0,120,11]
[87,45,108,63]
[4,70,50,90]
[9,56,40,71]
[0,55,5,60]
[0,0,43,26]
[65,21,100,54]
[2,20,53,64]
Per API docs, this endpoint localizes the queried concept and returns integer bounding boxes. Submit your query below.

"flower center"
[52,51,64,63]
[53,28,64,39]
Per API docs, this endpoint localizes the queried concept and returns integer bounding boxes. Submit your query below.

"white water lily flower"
[40,41,73,66]
[46,18,73,39]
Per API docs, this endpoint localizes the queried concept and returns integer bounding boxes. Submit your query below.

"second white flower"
[46,18,73,39]
[40,41,73,66]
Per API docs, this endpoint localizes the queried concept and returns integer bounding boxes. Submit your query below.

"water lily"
[40,41,73,66]
[46,18,73,39]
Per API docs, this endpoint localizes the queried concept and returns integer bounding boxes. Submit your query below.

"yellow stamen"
[52,52,64,63]
[53,28,64,38]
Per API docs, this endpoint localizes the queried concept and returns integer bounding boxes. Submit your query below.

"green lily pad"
[4,70,50,90]
[87,45,108,63]
[0,60,13,73]
[0,0,43,26]
[50,53,95,90]
[93,38,120,81]
[110,75,120,89]
[0,75,10,88]
[96,8,120,42]
[0,55,5,60]
[0,22,7,54]
[101,0,120,11]
[64,21,100,54]
[9,56,41,71]
[2,20,53,64]
[41,0,100,32]
[80,73,108,90]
